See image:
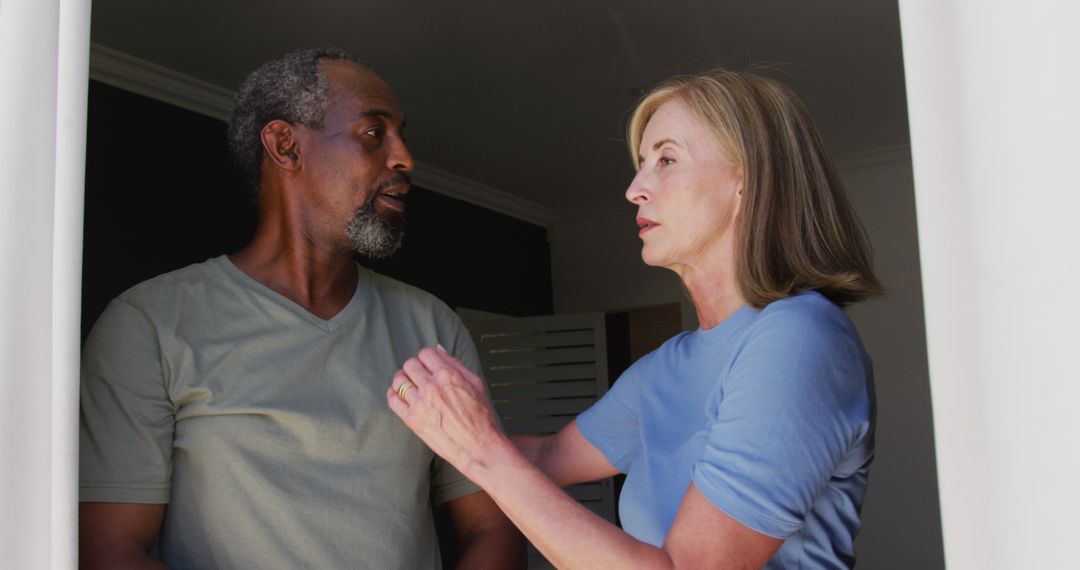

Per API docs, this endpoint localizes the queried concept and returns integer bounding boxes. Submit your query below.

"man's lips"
[375,183,410,213]
[375,193,406,213]
[636,217,659,236]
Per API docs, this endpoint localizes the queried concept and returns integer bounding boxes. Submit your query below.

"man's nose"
[389,137,414,172]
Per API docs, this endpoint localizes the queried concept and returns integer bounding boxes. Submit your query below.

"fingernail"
[436,343,448,355]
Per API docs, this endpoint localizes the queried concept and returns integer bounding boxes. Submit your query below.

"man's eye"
[364,127,383,138]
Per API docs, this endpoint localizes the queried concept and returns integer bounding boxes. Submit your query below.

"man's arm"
[444,491,525,570]
[79,502,167,570]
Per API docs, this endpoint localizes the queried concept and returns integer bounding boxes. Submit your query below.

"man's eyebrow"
[354,108,394,120]
[354,109,407,131]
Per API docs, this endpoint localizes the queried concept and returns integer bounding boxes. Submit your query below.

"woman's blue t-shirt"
[577,291,875,568]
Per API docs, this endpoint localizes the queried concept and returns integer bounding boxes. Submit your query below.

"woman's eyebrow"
[652,137,678,151]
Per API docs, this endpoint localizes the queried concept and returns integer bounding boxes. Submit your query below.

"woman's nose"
[625,172,650,204]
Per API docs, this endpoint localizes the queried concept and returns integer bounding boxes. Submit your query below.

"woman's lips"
[636,217,659,236]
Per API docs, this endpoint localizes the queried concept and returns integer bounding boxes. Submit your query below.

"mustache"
[373,172,411,194]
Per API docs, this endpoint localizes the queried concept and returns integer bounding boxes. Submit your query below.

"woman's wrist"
[462,431,531,489]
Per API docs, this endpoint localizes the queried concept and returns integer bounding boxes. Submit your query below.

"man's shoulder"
[115,256,226,310]
[359,266,454,316]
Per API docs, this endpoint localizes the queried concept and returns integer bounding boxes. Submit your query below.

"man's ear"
[259,120,301,172]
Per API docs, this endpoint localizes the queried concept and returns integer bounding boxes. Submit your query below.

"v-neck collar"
[215,255,365,332]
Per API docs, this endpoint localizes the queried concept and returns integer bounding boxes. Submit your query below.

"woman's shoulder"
[624,329,697,372]
[736,290,869,377]
[724,292,872,425]
[751,290,858,339]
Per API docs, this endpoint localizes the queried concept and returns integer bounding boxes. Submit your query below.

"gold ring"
[397,381,416,401]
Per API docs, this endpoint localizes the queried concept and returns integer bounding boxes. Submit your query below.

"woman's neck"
[671,244,745,330]
[684,276,744,329]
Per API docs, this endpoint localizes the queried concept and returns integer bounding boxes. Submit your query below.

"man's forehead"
[321,60,403,119]
[324,62,397,101]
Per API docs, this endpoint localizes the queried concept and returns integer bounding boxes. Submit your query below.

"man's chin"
[345,211,404,259]
[378,214,405,233]
[356,238,403,260]
[350,227,404,259]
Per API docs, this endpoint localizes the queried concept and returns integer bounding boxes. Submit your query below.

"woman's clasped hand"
[387,345,506,477]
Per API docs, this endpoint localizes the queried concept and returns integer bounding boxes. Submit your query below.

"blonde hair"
[628,70,882,308]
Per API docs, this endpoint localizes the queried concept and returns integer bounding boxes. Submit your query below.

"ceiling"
[90,0,909,217]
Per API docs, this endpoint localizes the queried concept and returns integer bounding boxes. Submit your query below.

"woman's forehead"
[640,99,710,152]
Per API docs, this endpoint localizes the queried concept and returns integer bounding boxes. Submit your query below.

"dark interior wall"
[81,82,255,337]
[82,80,553,338]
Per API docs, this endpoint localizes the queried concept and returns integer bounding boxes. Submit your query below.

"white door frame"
[2,1,1078,567]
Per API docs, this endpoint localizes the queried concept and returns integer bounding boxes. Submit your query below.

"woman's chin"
[639,248,669,268]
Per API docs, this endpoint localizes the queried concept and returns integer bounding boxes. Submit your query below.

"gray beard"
[344,199,404,259]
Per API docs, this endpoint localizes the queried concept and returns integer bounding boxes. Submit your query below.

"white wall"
[548,150,943,568]
[899,1,1080,567]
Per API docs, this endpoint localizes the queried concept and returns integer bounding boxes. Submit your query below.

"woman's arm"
[511,421,619,487]
[388,347,782,569]
[478,436,782,569]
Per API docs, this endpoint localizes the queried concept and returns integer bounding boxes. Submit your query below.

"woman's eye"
[658,156,675,167]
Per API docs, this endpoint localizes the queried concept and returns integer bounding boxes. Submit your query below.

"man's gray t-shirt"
[80,256,482,569]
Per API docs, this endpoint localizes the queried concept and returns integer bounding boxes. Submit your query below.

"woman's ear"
[259,120,301,171]
[733,171,745,217]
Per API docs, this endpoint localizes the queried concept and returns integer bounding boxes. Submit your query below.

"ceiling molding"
[88,43,556,227]
[89,44,235,121]
[410,164,556,227]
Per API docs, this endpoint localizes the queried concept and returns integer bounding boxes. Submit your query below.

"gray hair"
[227,47,364,193]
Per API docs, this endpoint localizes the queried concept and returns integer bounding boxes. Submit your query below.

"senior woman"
[388,70,881,569]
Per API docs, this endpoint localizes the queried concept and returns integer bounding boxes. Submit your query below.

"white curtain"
[899,0,1080,568]
[0,0,91,567]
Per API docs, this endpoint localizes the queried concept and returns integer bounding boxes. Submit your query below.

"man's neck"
[230,225,360,321]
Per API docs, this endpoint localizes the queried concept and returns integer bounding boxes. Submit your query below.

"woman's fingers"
[414,347,472,390]
[388,346,509,479]
[387,385,406,412]
[427,345,487,391]
[386,381,410,418]
[435,344,470,375]
[388,370,418,412]
[416,346,452,375]
[401,354,434,389]
[390,369,415,395]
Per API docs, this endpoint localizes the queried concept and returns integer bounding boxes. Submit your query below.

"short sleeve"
[691,308,872,538]
[429,314,484,505]
[80,298,175,503]
[575,357,648,473]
